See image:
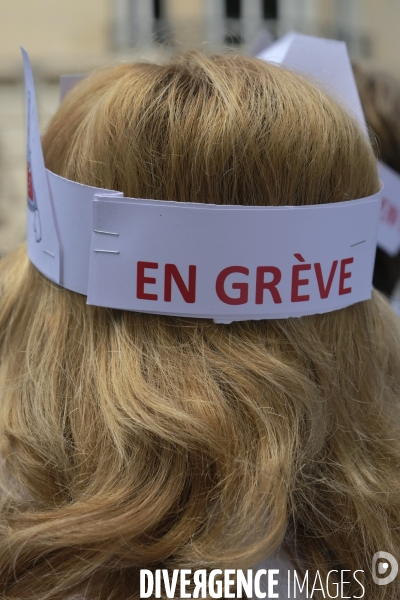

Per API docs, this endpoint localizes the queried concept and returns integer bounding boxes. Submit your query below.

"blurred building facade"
[112,0,400,75]
[1,0,400,76]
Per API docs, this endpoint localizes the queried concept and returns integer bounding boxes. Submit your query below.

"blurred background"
[0,0,399,255]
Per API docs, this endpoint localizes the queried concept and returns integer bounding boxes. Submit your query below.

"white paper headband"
[22,43,382,324]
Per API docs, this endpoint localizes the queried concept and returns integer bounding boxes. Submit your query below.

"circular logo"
[372,552,398,586]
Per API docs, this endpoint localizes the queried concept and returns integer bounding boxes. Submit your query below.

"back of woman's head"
[0,52,399,600]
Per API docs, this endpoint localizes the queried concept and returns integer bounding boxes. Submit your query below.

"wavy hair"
[0,52,400,599]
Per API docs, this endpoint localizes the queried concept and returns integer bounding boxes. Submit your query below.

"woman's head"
[0,53,399,600]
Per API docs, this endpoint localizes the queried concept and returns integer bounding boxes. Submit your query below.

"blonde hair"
[0,52,400,600]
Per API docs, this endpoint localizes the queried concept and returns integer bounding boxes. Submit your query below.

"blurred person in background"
[354,62,400,299]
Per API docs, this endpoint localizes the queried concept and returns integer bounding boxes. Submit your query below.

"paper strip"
[22,47,61,283]
[87,192,382,323]
[47,171,123,293]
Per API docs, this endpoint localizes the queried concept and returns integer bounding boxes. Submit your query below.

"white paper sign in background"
[377,161,400,256]
[257,32,367,135]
